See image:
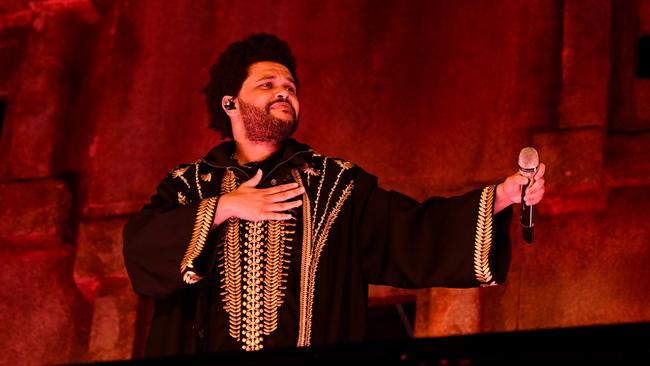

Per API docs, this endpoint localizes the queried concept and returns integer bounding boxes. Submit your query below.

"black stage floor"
[75,321,650,366]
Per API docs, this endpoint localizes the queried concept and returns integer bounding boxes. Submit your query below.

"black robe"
[122,138,512,357]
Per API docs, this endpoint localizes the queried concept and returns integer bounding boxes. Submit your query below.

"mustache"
[266,99,296,115]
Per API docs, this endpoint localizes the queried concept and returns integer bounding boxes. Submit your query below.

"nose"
[275,88,289,100]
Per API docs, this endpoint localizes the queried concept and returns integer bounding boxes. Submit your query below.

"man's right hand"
[213,169,304,226]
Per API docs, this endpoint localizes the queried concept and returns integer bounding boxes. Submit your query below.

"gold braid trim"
[310,157,328,230]
[263,220,294,336]
[473,185,497,286]
[264,220,282,336]
[304,180,354,340]
[313,161,352,240]
[292,170,313,347]
[221,168,237,194]
[194,161,203,200]
[242,221,264,351]
[218,169,242,341]
[180,196,218,280]
[219,217,242,340]
[295,164,355,347]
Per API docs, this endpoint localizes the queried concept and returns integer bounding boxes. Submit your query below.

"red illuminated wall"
[0,0,649,364]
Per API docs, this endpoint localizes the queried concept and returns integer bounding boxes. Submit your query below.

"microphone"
[518,147,539,244]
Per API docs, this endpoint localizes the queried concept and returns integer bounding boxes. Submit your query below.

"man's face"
[236,61,300,142]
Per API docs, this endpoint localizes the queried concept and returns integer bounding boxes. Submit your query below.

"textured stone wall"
[0,0,648,364]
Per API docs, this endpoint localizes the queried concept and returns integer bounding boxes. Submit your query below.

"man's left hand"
[494,163,546,214]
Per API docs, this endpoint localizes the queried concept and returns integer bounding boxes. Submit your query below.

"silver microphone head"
[518,147,539,177]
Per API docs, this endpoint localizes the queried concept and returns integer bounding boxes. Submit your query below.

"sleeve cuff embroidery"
[473,185,497,287]
[180,196,218,284]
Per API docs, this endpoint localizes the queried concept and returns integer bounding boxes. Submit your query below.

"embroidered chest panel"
[218,169,296,351]
[171,154,356,350]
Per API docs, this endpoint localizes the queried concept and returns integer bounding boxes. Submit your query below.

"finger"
[261,182,300,195]
[512,175,530,186]
[526,177,545,194]
[240,169,263,188]
[525,196,543,206]
[263,212,294,221]
[534,163,546,180]
[267,186,305,203]
[525,188,545,205]
[268,199,303,212]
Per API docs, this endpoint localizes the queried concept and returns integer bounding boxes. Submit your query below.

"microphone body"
[521,180,534,243]
[518,147,539,244]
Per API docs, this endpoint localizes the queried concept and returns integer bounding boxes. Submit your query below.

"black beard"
[239,100,298,143]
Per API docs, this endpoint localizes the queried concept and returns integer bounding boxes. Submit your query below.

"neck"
[233,140,282,164]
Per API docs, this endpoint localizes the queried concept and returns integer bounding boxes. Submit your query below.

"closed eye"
[257,80,296,93]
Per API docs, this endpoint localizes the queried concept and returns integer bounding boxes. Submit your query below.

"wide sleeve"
[122,172,219,298]
[354,170,513,289]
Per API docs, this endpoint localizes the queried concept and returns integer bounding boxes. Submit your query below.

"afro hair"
[202,33,298,139]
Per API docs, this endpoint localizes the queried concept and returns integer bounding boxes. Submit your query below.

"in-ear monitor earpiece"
[224,98,236,110]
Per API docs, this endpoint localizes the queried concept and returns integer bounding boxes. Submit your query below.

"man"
[123,33,546,356]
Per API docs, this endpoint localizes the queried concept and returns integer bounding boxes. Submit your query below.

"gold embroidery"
[201,173,212,182]
[301,163,320,187]
[218,169,294,350]
[292,171,313,347]
[220,217,242,341]
[180,196,218,277]
[314,182,354,254]
[194,162,203,200]
[304,181,354,344]
[242,221,264,351]
[221,168,237,193]
[473,185,497,286]
[182,265,203,284]
[311,157,328,230]
[294,165,354,347]
[263,220,294,336]
[177,192,188,205]
[171,166,188,178]
[172,166,191,190]
[314,161,352,240]
[219,169,242,341]
[333,159,354,170]
[301,163,320,176]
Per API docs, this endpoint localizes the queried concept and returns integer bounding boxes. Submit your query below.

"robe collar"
[199,138,313,173]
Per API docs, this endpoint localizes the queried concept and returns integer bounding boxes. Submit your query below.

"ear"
[221,95,236,114]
